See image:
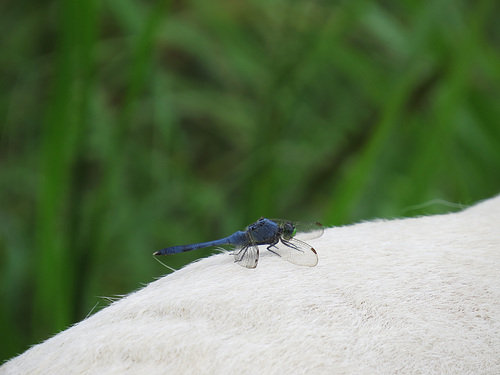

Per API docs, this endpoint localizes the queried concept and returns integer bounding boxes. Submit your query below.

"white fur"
[2,196,500,374]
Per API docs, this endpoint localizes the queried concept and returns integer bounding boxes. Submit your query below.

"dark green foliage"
[1,0,499,362]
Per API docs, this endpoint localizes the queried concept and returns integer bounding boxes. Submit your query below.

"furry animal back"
[2,196,500,374]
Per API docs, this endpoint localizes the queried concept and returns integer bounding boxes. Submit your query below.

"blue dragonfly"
[154,218,324,268]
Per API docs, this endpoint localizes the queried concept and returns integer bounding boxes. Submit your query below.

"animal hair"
[2,196,500,374]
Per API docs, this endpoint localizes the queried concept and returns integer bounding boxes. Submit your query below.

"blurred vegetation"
[1,0,500,362]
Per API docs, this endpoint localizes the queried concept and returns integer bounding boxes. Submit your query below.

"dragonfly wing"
[267,237,318,267]
[269,219,324,241]
[232,245,259,269]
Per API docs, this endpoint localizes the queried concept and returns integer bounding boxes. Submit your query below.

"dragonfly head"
[282,222,297,240]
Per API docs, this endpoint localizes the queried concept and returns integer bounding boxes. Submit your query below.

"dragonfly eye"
[283,222,296,239]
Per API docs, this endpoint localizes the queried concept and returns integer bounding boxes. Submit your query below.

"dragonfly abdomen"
[154,231,247,255]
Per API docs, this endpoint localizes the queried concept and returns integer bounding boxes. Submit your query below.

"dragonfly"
[154,218,324,268]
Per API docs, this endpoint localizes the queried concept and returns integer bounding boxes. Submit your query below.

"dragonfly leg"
[266,237,280,249]
[266,238,281,257]
[280,238,305,253]
[231,247,244,256]
[266,247,281,257]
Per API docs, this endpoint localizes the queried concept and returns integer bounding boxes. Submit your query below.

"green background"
[1,0,500,362]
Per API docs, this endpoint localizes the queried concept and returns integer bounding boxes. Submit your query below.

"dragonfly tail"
[154,237,233,255]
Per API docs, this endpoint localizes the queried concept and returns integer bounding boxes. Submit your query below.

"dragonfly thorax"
[246,218,280,244]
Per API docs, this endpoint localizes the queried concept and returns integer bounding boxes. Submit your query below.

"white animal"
[2,196,500,374]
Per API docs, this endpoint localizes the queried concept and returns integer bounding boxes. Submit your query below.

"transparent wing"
[267,237,318,267]
[270,219,324,241]
[232,245,259,269]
